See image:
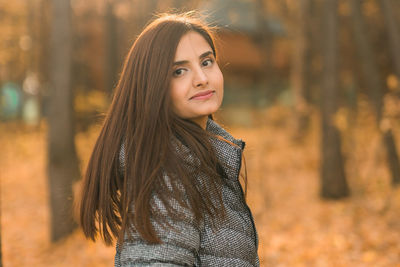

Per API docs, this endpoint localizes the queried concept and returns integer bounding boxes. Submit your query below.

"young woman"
[79,12,259,266]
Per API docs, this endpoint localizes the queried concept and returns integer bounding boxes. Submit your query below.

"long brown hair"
[79,12,227,246]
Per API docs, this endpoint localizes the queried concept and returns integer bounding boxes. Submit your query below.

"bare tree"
[351,0,400,186]
[290,0,312,140]
[320,0,349,199]
[104,0,119,94]
[38,0,51,85]
[380,0,400,80]
[255,0,274,82]
[47,0,81,241]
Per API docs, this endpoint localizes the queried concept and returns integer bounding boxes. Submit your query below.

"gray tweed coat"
[115,119,259,266]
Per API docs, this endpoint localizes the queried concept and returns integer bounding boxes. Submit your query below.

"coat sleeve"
[115,194,201,267]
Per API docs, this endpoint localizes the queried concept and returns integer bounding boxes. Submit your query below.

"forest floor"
[1,105,400,267]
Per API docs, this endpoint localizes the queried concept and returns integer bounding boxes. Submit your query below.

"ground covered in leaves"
[1,105,400,266]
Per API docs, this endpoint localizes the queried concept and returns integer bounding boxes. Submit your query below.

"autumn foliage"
[1,103,400,266]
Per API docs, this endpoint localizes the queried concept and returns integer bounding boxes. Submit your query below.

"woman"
[79,12,259,266]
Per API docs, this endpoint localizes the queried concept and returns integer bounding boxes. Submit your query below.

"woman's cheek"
[217,73,224,105]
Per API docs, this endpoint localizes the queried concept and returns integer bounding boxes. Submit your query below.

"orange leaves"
[228,105,400,266]
[1,104,400,266]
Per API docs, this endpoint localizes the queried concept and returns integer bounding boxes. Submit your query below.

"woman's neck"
[190,116,208,129]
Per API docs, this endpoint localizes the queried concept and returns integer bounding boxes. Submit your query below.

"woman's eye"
[173,68,185,77]
[202,59,214,67]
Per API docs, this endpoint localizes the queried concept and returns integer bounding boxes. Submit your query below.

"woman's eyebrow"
[199,51,213,59]
[173,51,214,66]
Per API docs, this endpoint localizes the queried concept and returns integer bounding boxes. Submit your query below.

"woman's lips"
[190,90,215,100]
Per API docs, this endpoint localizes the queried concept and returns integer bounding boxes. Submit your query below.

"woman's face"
[169,31,224,128]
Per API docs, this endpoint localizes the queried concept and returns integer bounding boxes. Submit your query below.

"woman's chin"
[196,103,221,116]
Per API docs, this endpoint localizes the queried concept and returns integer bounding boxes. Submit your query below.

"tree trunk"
[39,0,51,117]
[320,0,349,199]
[379,0,400,185]
[291,0,311,140]
[255,0,274,83]
[380,0,400,80]
[48,0,80,242]
[351,0,400,186]
[104,0,119,94]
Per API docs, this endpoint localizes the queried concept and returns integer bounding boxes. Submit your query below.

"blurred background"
[1,0,400,266]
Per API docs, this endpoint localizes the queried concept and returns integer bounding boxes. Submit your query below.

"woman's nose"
[193,68,208,87]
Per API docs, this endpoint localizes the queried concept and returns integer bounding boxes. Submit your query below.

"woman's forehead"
[174,32,213,62]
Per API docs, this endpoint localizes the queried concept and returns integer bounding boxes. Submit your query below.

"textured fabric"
[115,119,259,266]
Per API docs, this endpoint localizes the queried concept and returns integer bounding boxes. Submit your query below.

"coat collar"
[206,118,245,180]
[206,118,245,150]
